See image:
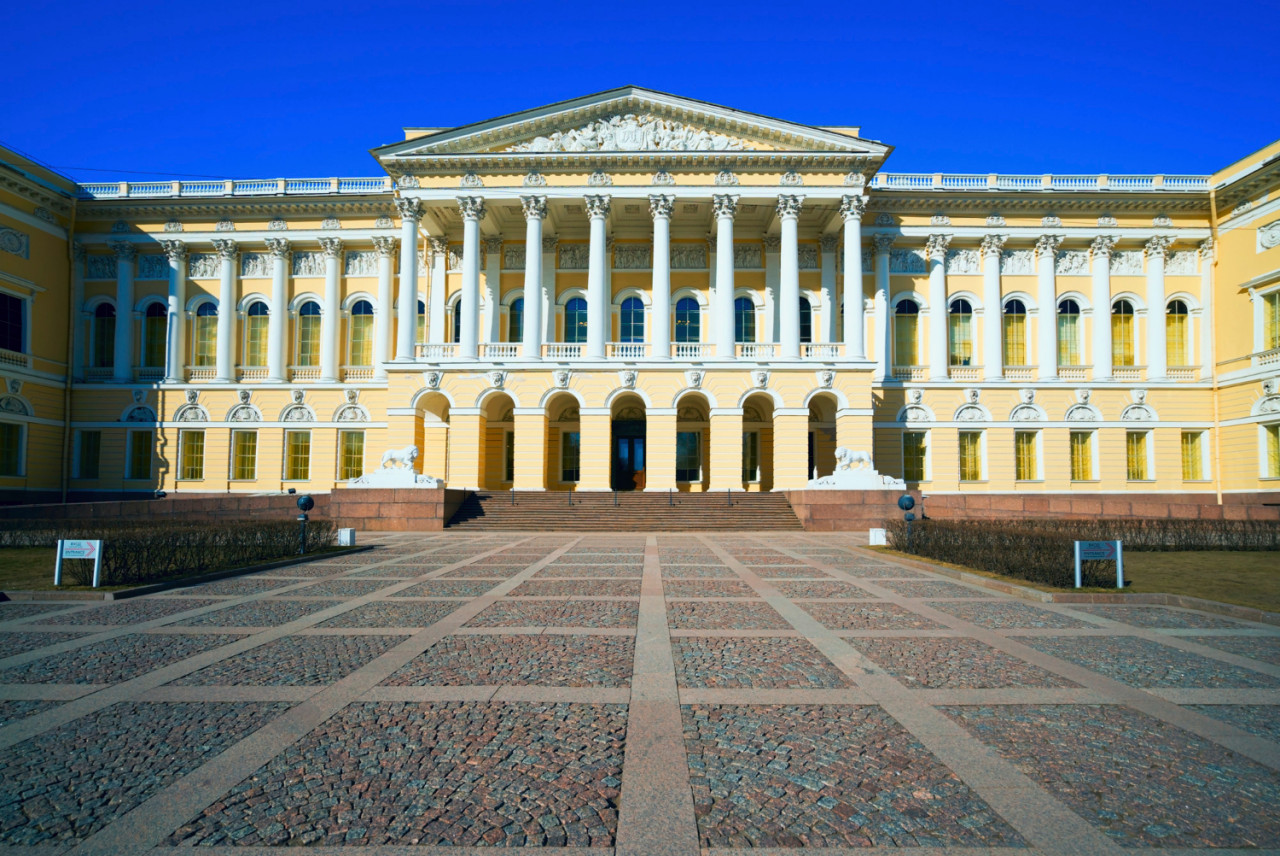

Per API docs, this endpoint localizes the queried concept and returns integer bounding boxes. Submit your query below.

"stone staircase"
[447,490,804,531]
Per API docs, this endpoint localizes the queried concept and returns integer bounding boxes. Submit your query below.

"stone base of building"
[0,493,329,523]
[328,488,467,531]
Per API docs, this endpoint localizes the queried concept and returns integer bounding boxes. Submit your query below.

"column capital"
[1090,234,1118,259]
[712,194,739,219]
[520,195,548,220]
[839,194,868,221]
[775,194,804,219]
[458,196,487,221]
[648,194,675,219]
[372,235,398,257]
[584,195,611,219]
[541,235,558,253]
[264,237,290,258]
[1035,234,1064,257]
[980,233,1007,256]
[872,234,895,255]
[482,235,503,254]
[762,235,782,252]
[318,237,343,258]
[161,239,187,261]
[925,233,952,260]
[1145,234,1174,261]
[211,239,238,259]
[1198,237,1215,261]
[427,236,449,257]
[820,234,839,253]
[111,241,137,261]
[394,197,424,221]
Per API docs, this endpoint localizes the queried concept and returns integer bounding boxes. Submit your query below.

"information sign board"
[54,540,104,588]
[1073,540,1124,590]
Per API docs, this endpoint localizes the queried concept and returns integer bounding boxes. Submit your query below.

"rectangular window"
[903,431,927,482]
[1112,312,1135,366]
[232,431,258,480]
[1181,431,1204,481]
[349,314,374,366]
[1126,431,1149,481]
[1167,312,1189,366]
[297,315,321,366]
[893,314,917,366]
[0,292,24,353]
[126,430,152,480]
[504,430,515,482]
[948,312,972,366]
[194,313,217,367]
[1070,431,1094,481]
[1267,425,1280,478]
[1003,312,1026,366]
[1015,431,1038,481]
[143,311,167,367]
[0,422,22,476]
[958,432,983,482]
[561,431,581,483]
[77,430,101,479]
[339,431,364,481]
[742,430,760,482]
[245,313,269,366]
[676,431,701,482]
[1057,311,1081,366]
[285,431,311,481]
[1266,292,1280,351]
[180,430,205,480]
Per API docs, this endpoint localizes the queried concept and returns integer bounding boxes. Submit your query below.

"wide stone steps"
[446,490,804,531]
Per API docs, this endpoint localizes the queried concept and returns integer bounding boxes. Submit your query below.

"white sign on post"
[1073,540,1124,589]
[54,540,104,588]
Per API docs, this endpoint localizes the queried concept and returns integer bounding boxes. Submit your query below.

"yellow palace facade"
[2,87,1280,505]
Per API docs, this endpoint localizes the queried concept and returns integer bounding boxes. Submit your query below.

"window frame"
[1111,298,1138,367]
[1014,430,1041,482]
[191,301,218,367]
[1056,298,1083,367]
[92,301,117,368]
[0,288,29,355]
[338,430,364,481]
[674,296,701,344]
[902,430,929,483]
[141,301,168,368]
[741,429,760,483]
[1181,429,1209,482]
[1166,298,1191,366]
[564,297,588,345]
[125,429,153,481]
[242,300,270,368]
[74,429,102,479]
[948,298,974,367]
[958,430,986,483]
[675,430,702,483]
[560,430,581,484]
[283,429,311,481]
[0,421,25,478]
[1002,298,1028,367]
[230,429,258,481]
[892,297,920,367]
[1125,429,1154,482]
[179,430,205,481]
[1261,423,1280,479]
[734,296,756,344]
[346,299,374,367]
[295,300,322,367]
[1069,430,1098,482]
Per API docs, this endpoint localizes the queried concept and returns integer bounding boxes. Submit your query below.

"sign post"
[1073,540,1124,589]
[54,540,104,588]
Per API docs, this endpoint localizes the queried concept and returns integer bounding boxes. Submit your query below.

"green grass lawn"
[872,547,1280,613]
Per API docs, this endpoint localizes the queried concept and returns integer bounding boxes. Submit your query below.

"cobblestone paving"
[508,579,641,597]
[666,600,791,630]
[317,600,462,628]
[0,630,89,656]
[0,701,290,845]
[465,599,639,629]
[1065,605,1252,628]
[825,563,930,579]
[0,699,62,727]
[0,602,76,622]
[1184,704,1280,742]
[683,704,1024,848]
[354,563,445,576]
[256,563,353,578]
[170,598,340,627]
[849,637,1080,689]
[166,701,626,847]
[802,601,944,630]
[391,580,496,598]
[942,704,1280,848]
[926,600,1094,629]
[659,564,735,578]
[385,634,635,687]
[173,635,403,686]
[1186,634,1280,665]
[773,580,874,599]
[874,580,989,599]
[673,637,852,689]
[164,578,298,596]
[32,597,219,626]
[1024,636,1280,688]
[535,564,644,577]
[750,565,831,579]
[288,578,394,597]
[0,632,240,684]
[663,579,757,597]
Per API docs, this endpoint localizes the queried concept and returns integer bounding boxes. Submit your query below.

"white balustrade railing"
[543,343,583,359]
[86,366,115,381]
[872,173,1208,193]
[1167,366,1199,382]
[284,178,331,194]
[78,177,392,200]
[607,342,648,358]
[1112,366,1146,382]
[238,366,268,380]
[948,366,983,382]
[343,366,375,381]
[133,367,165,381]
[1110,176,1155,191]
[802,344,842,359]
[1257,348,1280,367]
[1057,366,1089,382]
[235,179,277,195]
[179,181,224,196]
[737,343,775,359]
[995,175,1042,191]
[0,348,30,369]
[186,365,217,380]
[479,343,520,359]
[672,343,714,359]
[892,366,929,381]
[289,365,321,381]
[1165,175,1209,190]
[939,174,988,190]
[1004,366,1036,382]
[416,344,457,359]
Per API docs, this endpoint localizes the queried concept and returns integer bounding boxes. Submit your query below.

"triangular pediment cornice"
[372,87,891,171]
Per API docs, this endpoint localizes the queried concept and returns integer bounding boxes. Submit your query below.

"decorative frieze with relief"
[1110,250,1144,275]
[1000,249,1035,275]
[946,249,980,275]
[614,245,652,270]
[344,251,378,277]
[889,248,926,274]
[505,114,750,153]
[1056,250,1090,276]
[188,254,219,279]
[292,252,324,277]
[136,255,168,279]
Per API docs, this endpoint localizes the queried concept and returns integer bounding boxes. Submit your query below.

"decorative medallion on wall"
[930,214,950,226]
[1097,214,1118,227]
[321,215,342,230]
[0,228,30,260]
[281,404,315,422]
[523,171,547,187]
[460,173,484,188]
[1153,214,1174,227]
[1259,220,1280,252]
[163,218,184,233]
[554,369,571,389]
[986,214,1006,227]
[714,169,738,186]
[751,370,769,389]
[374,214,393,229]
[1042,215,1063,227]
[817,369,835,389]
[397,175,419,188]
[0,395,32,416]
[652,170,675,186]
[780,170,804,187]
[618,370,637,389]
[268,217,288,231]
[874,213,895,226]
[587,170,613,187]
[685,370,703,389]
[843,172,866,187]
[335,404,369,422]
[215,218,235,232]
[488,371,506,389]
[423,371,442,390]
[1121,389,1157,422]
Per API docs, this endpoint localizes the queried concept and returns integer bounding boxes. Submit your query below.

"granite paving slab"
[659,565,735,579]
[1024,636,1280,688]
[773,581,874,599]
[509,579,641,598]
[802,601,944,630]
[663,580,757,598]
[317,600,462,628]
[1186,634,1280,666]
[171,634,403,686]
[465,599,639,629]
[391,580,495,598]
[0,699,63,727]
[0,633,240,684]
[32,598,220,626]
[169,599,341,628]
[873,580,989,599]
[749,565,832,579]
[0,603,77,622]
[535,564,644,578]
[385,634,635,687]
[672,637,852,689]
[0,630,90,657]
[823,563,929,579]
[848,637,1079,689]
[1183,704,1280,743]
[927,600,1094,630]
[1065,605,1252,629]
[163,578,298,597]
[666,601,791,630]
[287,578,392,597]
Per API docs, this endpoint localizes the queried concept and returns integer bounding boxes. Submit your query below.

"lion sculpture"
[834,447,873,471]
[380,445,419,469]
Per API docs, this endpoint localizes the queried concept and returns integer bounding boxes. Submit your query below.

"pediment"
[374,87,889,165]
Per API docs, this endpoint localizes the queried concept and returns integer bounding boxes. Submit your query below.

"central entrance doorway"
[611,420,646,490]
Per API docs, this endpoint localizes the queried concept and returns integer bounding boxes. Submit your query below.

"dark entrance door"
[612,420,646,490]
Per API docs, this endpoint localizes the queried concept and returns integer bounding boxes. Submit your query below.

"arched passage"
[741,392,776,490]
[545,392,581,491]
[675,392,710,491]
[808,393,839,479]
[610,392,647,490]
[480,391,516,490]
[414,392,451,481]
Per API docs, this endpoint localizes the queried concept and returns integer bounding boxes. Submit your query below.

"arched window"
[93,304,116,368]
[296,301,321,367]
[734,296,755,344]
[243,302,269,367]
[142,303,167,368]
[894,299,919,367]
[799,297,813,344]
[949,299,973,366]
[1112,299,1136,366]
[1057,299,1082,366]
[675,297,700,344]
[1167,299,1189,365]
[416,299,426,345]
[193,303,217,367]
[508,298,524,343]
[348,299,373,366]
[1003,299,1027,367]
[564,297,588,344]
[450,299,461,344]
[619,297,644,343]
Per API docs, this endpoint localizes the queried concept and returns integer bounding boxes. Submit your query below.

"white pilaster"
[319,237,342,382]
[212,239,237,383]
[428,237,447,345]
[763,236,781,343]
[72,244,86,381]
[777,195,804,359]
[372,236,397,379]
[840,196,866,357]
[521,196,546,360]
[1036,235,1063,380]
[872,234,894,381]
[713,194,738,357]
[483,235,502,343]
[819,234,838,343]
[161,241,186,383]
[394,197,422,360]
[1091,235,1117,379]
[585,195,610,359]
[111,242,136,382]
[650,195,673,359]
[264,238,289,383]
[1146,235,1173,378]
[458,196,486,360]
[541,236,557,343]
[1199,239,1214,380]
[926,234,951,380]
[981,234,1007,380]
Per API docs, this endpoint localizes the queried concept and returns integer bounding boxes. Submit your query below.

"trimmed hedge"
[884,517,1280,588]
[0,518,337,586]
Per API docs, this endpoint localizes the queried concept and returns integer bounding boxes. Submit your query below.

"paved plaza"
[1,533,1278,854]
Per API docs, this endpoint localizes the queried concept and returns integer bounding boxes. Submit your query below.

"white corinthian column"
[161,240,186,383]
[1091,235,1117,380]
[264,238,290,382]
[458,196,486,360]
[372,236,397,379]
[777,195,804,359]
[1036,234,1063,379]
[1146,235,1174,379]
[111,241,136,382]
[394,197,423,360]
[650,195,674,359]
[212,239,237,382]
[584,195,610,359]
[712,194,738,357]
[521,196,547,360]
[981,234,1007,380]
[872,234,894,380]
[840,195,866,358]
[926,234,951,380]
[319,237,343,383]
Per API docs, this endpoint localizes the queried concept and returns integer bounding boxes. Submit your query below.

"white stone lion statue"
[380,445,419,469]
[834,446,873,471]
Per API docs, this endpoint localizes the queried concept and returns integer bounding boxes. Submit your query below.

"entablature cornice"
[862,225,1212,245]
[72,228,398,247]
[0,171,75,214]
[865,193,1210,215]
[387,152,881,175]
[76,197,396,222]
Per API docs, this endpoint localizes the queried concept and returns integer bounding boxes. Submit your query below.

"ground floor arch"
[610,392,647,490]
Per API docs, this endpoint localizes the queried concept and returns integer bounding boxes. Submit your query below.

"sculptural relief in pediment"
[502,114,760,154]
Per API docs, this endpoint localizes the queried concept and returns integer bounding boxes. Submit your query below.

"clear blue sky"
[4,0,1276,183]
